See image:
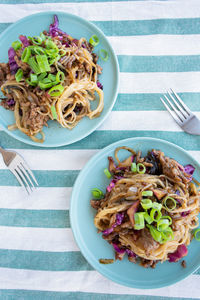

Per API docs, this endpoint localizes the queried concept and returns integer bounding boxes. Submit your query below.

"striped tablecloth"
[0,0,200,299]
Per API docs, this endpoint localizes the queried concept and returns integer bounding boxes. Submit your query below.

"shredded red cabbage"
[181,211,191,217]
[19,35,30,47]
[184,164,195,176]
[8,47,18,74]
[6,99,15,106]
[112,243,126,254]
[102,212,124,235]
[49,15,68,38]
[97,81,103,90]
[168,244,188,262]
[125,249,136,257]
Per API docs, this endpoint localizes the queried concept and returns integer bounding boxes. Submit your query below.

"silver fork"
[0,147,38,194]
[160,89,200,135]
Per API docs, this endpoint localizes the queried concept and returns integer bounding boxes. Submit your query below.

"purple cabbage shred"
[6,99,15,106]
[19,35,30,47]
[181,211,191,217]
[49,15,68,38]
[97,81,103,90]
[102,212,124,236]
[8,47,18,74]
[125,249,136,257]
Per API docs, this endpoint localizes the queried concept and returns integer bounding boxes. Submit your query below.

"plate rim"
[0,10,119,147]
[70,136,200,289]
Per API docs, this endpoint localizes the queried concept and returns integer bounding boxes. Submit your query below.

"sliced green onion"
[39,81,53,90]
[89,35,99,47]
[38,72,47,81]
[141,199,152,210]
[31,36,43,45]
[193,228,200,241]
[56,71,65,83]
[12,40,22,51]
[36,55,50,73]
[30,74,38,85]
[21,47,31,63]
[104,168,112,179]
[33,46,46,55]
[162,226,174,242]
[48,84,64,97]
[45,39,57,49]
[51,105,57,120]
[91,188,104,199]
[142,190,153,197]
[157,219,169,232]
[144,212,153,224]
[26,78,37,86]
[134,212,145,230]
[131,162,137,173]
[147,224,162,243]
[150,208,162,222]
[99,49,109,62]
[136,163,146,174]
[48,74,56,82]
[59,49,66,56]
[55,54,61,61]
[163,196,176,211]
[15,69,23,82]
[152,202,162,211]
[40,32,46,42]
[161,215,172,225]
[45,48,58,57]
[49,57,56,65]
[28,57,41,74]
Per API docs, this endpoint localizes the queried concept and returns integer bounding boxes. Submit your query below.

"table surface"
[0,0,200,299]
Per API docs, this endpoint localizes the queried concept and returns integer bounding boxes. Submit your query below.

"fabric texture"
[0,0,200,299]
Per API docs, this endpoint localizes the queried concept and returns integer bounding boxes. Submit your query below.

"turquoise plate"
[70,137,200,289]
[0,11,119,147]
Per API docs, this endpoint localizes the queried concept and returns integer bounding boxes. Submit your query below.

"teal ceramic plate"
[70,137,200,289]
[0,11,119,147]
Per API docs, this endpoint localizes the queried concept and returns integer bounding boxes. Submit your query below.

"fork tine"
[170,89,192,115]
[160,97,182,125]
[20,163,36,189]
[16,166,32,194]
[167,90,188,119]
[10,168,30,195]
[163,94,184,122]
[21,161,39,186]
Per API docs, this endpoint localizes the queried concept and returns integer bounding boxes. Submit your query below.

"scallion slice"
[99,49,109,61]
[193,228,200,241]
[157,219,169,232]
[146,224,162,243]
[51,105,57,119]
[33,46,46,55]
[36,55,51,73]
[141,199,152,210]
[163,196,176,211]
[152,202,162,211]
[161,215,172,225]
[56,71,65,83]
[136,163,146,174]
[38,72,47,81]
[131,162,137,173]
[39,81,53,90]
[92,188,104,199]
[48,74,56,82]
[89,35,99,47]
[150,208,162,222]
[134,212,145,230]
[21,47,31,63]
[104,168,112,179]
[31,36,43,45]
[48,84,64,97]
[142,190,153,197]
[144,212,153,224]
[12,41,22,51]
[28,57,41,74]
[15,69,23,82]
[45,39,57,49]
[59,49,66,56]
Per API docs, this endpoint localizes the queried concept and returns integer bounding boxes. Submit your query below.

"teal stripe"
[0,209,69,228]
[0,249,92,271]
[118,55,200,73]
[0,290,197,300]
[1,18,200,37]
[113,93,200,111]
[0,170,78,187]
[1,131,200,151]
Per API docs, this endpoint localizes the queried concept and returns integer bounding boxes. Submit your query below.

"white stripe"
[0,187,71,210]
[120,72,200,94]
[0,0,200,22]
[0,268,199,298]
[0,149,97,170]
[0,227,79,252]
[109,35,200,56]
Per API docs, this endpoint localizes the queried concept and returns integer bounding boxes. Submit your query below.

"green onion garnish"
[104,168,112,179]
[21,47,31,63]
[144,212,153,224]
[157,219,169,232]
[150,208,162,222]
[48,74,56,82]
[56,71,65,83]
[163,196,176,211]
[12,40,22,51]
[28,57,41,74]
[30,74,38,85]
[36,55,50,73]
[147,224,174,244]
[45,48,58,57]
[152,202,162,211]
[89,35,99,47]
[193,228,200,241]
[45,39,57,49]
[91,188,104,199]
[40,32,46,42]
[136,163,146,174]
[48,84,64,97]
[51,105,57,120]
[39,81,53,90]
[142,190,153,197]
[146,224,162,243]
[141,199,152,210]
[134,212,145,230]
[33,46,46,55]
[31,36,43,45]
[59,49,67,56]
[161,215,172,225]
[38,72,47,81]
[131,162,137,173]
[99,49,109,61]
[15,69,23,82]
